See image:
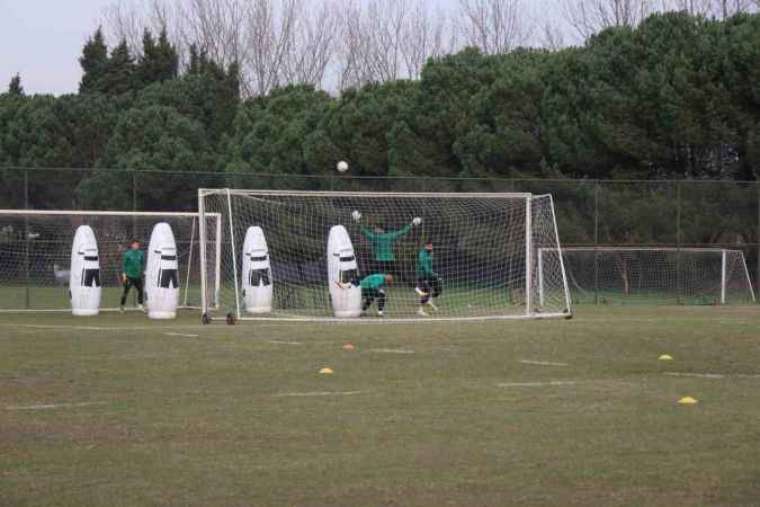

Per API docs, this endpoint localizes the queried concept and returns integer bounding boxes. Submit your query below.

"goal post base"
[199,311,573,324]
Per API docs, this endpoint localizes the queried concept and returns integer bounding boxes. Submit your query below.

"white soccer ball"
[412,217,422,226]
[351,210,362,222]
[337,160,349,173]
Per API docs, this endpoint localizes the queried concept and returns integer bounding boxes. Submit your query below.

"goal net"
[198,189,572,321]
[542,247,756,305]
[0,210,221,312]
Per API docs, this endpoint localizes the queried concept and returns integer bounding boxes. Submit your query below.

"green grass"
[568,289,753,306]
[0,285,206,310]
[2,306,760,506]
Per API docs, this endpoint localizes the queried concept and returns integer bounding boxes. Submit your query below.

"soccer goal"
[539,246,756,305]
[0,210,221,312]
[198,189,572,322]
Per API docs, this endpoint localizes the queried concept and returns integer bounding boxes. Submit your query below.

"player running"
[360,273,393,317]
[416,240,441,316]
[353,211,421,275]
[120,239,145,312]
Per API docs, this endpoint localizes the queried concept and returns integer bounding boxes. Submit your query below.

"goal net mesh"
[552,247,755,304]
[0,211,220,311]
[199,190,571,320]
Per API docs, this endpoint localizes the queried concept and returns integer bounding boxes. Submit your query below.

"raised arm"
[386,223,412,240]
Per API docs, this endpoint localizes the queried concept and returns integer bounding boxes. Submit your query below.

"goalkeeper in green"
[416,240,441,316]
[360,273,393,317]
[120,239,145,312]
[353,211,421,275]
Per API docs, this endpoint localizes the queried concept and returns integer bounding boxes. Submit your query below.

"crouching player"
[360,273,393,317]
[416,240,441,316]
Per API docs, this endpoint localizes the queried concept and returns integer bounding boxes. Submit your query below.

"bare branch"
[541,21,566,50]
[561,0,651,40]
[457,0,531,53]
[176,0,247,68]
[675,0,755,17]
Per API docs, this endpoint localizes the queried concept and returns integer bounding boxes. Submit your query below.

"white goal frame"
[198,188,573,322]
[0,209,222,312]
[538,246,756,305]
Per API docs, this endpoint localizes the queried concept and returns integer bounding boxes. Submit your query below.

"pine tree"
[188,44,201,75]
[225,61,241,102]
[156,28,179,81]
[140,29,157,78]
[8,74,23,96]
[79,27,109,94]
[138,28,178,87]
[101,39,136,95]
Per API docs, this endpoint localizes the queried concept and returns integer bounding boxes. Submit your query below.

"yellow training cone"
[659,354,673,361]
[319,367,334,375]
[678,396,698,405]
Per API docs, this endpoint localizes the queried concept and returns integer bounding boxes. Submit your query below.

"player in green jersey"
[416,240,441,316]
[120,239,145,312]
[360,273,393,317]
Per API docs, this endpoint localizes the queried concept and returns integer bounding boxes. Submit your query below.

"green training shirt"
[360,273,387,291]
[122,249,145,279]
[361,224,412,261]
[417,249,436,278]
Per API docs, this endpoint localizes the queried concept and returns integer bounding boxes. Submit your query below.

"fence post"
[24,169,30,309]
[593,180,599,305]
[132,171,137,212]
[132,171,138,238]
[721,249,727,304]
[757,182,760,301]
[676,181,682,305]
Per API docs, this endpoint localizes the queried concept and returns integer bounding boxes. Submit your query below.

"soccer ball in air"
[351,210,362,222]
[337,161,349,173]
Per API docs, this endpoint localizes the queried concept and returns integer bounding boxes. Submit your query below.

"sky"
[0,0,559,96]
[0,0,110,95]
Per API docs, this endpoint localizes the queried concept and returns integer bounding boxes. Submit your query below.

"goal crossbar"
[199,189,534,199]
[0,209,218,218]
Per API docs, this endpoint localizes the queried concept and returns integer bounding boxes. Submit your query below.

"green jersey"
[360,274,387,291]
[122,249,144,279]
[361,224,412,261]
[417,248,436,278]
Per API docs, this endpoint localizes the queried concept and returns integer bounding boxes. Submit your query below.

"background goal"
[199,189,572,321]
[544,246,756,305]
[0,210,221,312]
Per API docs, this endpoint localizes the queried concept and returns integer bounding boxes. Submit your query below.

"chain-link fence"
[2,167,758,302]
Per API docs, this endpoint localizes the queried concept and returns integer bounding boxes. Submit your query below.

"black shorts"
[417,276,442,298]
[370,260,395,276]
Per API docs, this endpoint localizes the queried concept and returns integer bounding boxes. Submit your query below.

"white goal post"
[198,189,572,322]
[0,209,221,312]
[538,246,756,305]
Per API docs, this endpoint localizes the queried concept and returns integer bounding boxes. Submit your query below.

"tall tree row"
[100,0,759,95]
[2,11,760,211]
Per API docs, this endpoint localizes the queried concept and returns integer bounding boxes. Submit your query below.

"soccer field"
[2,306,760,506]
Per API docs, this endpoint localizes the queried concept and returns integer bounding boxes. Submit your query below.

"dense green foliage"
[1,12,760,214]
